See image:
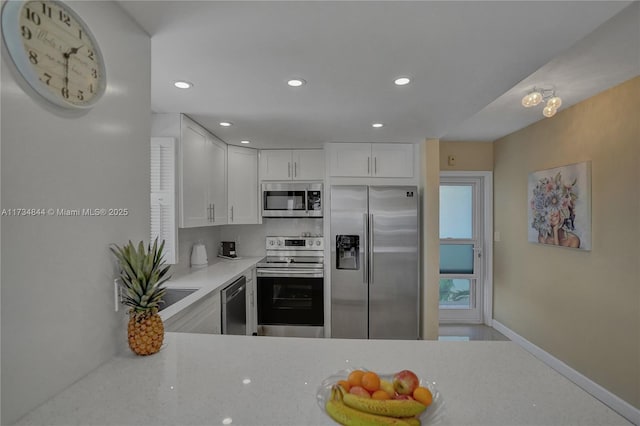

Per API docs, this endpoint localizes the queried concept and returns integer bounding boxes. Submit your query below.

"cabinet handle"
[212,204,215,223]
[288,162,291,178]
[207,204,212,221]
[367,157,370,174]
[374,157,377,174]
[294,162,297,178]
[230,206,234,222]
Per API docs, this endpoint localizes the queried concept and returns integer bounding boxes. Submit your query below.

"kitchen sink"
[160,288,198,311]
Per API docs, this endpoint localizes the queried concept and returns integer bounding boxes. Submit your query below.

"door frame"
[440,171,493,325]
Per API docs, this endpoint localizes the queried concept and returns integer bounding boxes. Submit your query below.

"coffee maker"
[220,241,237,258]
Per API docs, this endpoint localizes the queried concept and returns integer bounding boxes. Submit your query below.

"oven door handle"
[257,269,324,278]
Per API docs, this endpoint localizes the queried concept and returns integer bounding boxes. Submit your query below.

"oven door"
[257,270,324,326]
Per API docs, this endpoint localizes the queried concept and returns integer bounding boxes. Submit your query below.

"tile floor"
[438,324,509,341]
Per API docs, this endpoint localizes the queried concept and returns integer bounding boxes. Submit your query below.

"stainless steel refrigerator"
[330,186,419,339]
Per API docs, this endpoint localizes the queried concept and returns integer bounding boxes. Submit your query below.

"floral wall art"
[528,161,592,250]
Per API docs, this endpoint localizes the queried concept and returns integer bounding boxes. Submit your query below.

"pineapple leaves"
[111,237,172,313]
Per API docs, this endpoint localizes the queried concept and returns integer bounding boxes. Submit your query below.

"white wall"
[0,2,150,423]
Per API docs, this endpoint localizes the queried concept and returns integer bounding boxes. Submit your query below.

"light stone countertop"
[159,256,264,321]
[15,333,630,426]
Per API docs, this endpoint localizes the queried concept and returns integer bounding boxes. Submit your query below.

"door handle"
[369,213,374,284]
[363,213,368,284]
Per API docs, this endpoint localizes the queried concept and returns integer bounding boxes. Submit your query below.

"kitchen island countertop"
[15,333,630,425]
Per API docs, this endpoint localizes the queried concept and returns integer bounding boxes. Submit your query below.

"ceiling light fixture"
[521,87,562,118]
[287,79,306,87]
[394,77,411,86]
[173,81,193,89]
[240,140,250,144]
[219,122,232,127]
[372,123,384,128]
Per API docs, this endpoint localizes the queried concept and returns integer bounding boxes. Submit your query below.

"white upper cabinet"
[179,115,227,227]
[293,150,324,180]
[328,143,414,178]
[260,149,324,181]
[227,146,258,224]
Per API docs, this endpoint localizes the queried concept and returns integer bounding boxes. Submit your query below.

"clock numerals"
[91,68,98,79]
[41,2,52,19]
[42,72,52,85]
[78,28,83,40]
[77,90,84,101]
[88,49,94,61]
[61,87,69,99]
[28,50,38,65]
[89,83,94,94]
[24,7,41,25]
[21,25,32,40]
[58,10,71,27]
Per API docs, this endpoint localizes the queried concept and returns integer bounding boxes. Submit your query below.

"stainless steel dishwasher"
[221,276,246,335]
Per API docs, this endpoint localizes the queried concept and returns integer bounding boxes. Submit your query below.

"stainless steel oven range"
[256,236,324,338]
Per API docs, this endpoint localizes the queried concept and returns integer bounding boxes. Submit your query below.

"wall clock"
[1,0,106,109]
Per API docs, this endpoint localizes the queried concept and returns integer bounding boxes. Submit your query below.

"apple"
[394,394,415,400]
[349,386,371,398]
[392,370,420,395]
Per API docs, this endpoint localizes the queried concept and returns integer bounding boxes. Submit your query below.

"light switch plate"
[447,155,456,166]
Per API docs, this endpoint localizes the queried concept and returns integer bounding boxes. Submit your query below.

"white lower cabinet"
[164,290,221,334]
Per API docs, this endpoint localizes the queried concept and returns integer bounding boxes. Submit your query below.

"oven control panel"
[266,236,323,250]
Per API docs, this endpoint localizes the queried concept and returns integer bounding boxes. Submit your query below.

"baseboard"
[492,320,640,425]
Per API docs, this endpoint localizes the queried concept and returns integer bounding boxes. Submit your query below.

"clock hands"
[62,45,83,98]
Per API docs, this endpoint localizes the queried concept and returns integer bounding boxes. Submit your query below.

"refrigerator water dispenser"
[336,235,359,270]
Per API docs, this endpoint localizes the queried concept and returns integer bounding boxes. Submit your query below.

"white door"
[293,149,324,180]
[228,146,258,224]
[439,176,484,323]
[208,136,227,224]
[180,122,208,227]
[259,150,293,180]
[371,143,414,178]
[328,143,371,177]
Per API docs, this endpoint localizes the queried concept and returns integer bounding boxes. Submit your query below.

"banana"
[401,417,421,426]
[326,398,414,426]
[342,391,427,418]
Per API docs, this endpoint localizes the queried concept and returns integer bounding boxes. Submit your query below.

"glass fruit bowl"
[316,367,445,425]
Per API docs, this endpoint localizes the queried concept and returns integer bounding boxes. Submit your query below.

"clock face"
[1,0,106,109]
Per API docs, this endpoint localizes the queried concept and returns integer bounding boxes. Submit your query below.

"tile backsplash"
[174,219,323,273]
[220,218,323,257]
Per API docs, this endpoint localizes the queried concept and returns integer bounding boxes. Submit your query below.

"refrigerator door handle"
[369,213,374,284]
[363,213,368,284]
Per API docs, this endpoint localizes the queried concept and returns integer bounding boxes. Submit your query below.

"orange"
[361,371,381,392]
[337,380,351,392]
[371,389,392,400]
[347,370,366,387]
[412,386,433,406]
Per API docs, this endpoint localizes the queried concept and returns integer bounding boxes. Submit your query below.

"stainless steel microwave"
[261,182,323,218]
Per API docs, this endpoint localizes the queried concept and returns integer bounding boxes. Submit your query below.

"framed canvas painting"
[528,161,591,250]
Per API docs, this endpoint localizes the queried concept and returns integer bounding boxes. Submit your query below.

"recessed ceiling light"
[219,122,232,127]
[287,79,306,87]
[173,81,193,89]
[241,140,250,144]
[394,77,411,86]
[372,123,384,128]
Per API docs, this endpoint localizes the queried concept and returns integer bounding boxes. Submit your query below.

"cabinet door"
[293,150,324,180]
[228,146,258,224]
[259,150,293,180]
[164,291,221,334]
[208,136,228,224]
[371,143,414,178]
[329,143,372,177]
[180,122,209,227]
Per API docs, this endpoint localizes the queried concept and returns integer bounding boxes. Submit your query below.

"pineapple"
[110,238,171,356]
